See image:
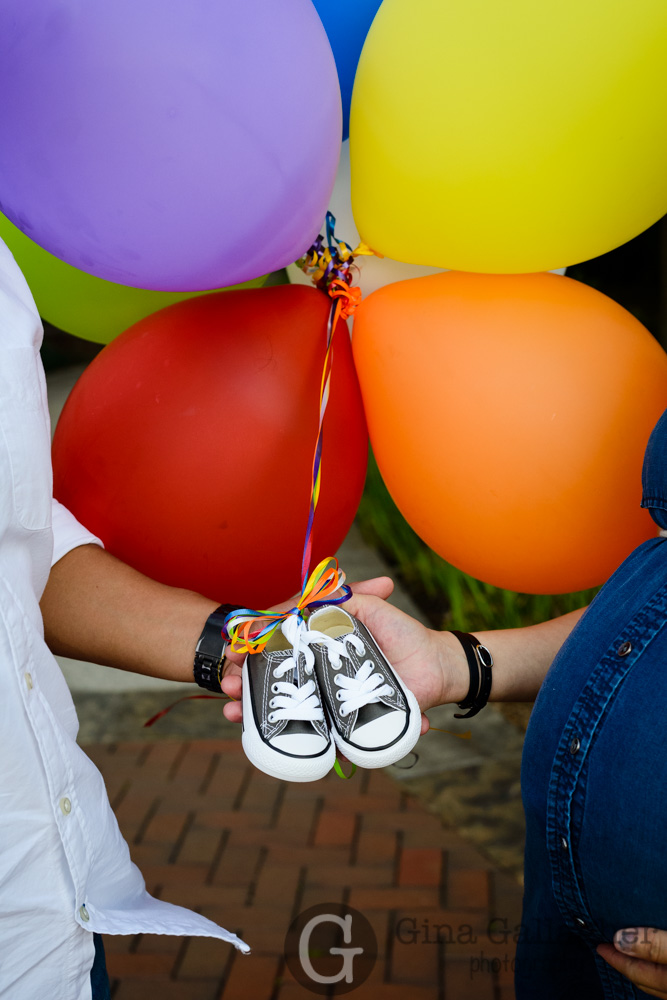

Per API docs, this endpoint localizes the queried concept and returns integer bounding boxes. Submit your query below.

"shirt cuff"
[51,498,104,568]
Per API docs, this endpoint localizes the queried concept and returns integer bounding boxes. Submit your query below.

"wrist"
[193,602,245,691]
[436,630,472,706]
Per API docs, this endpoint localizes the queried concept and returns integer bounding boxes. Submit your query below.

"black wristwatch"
[193,604,244,692]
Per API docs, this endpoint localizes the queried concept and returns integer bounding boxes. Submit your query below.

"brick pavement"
[88,738,523,1000]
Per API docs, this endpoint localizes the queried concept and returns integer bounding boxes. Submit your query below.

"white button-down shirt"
[0,240,248,999]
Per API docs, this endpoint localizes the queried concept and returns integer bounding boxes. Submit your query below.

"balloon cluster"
[2,0,666,597]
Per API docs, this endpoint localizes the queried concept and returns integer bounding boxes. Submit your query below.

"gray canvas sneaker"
[241,615,335,782]
[305,606,421,767]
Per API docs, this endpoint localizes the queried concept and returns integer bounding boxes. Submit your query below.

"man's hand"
[598,929,667,998]
[221,577,402,723]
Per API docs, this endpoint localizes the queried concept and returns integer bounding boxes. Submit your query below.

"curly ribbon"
[297,211,376,304]
[334,759,357,780]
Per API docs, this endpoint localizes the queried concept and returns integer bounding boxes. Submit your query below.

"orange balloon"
[353,272,667,593]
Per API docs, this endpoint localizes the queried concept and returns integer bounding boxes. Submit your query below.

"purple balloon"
[0,1,341,290]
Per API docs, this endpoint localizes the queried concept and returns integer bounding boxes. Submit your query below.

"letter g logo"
[285,903,377,994]
[299,913,363,984]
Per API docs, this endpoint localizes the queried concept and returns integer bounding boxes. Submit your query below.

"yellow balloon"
[0,214,266,344]
[350,0,667,273]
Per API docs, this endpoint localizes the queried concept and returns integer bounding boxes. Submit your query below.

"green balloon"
[0,214,267,344]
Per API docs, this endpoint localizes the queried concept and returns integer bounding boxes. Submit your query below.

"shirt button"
[24,672,33,690]
[569,737,581,755]
[59,797,72,816]
[575,917,586,928]
[560,836,568,851]
[617,641,632,657]
[79,904,90,922]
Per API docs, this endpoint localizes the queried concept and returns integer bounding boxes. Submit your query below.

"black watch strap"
[451,630,494,719]
[193,603,243,692]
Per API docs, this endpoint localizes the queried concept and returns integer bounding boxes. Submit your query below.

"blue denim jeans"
[90,934,111,1000]
[516,409,667,999]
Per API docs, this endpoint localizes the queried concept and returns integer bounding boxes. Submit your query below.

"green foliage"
[356,453,598,632]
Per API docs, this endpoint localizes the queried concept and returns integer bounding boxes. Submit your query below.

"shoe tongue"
[264,627,292,653]
[309,606,354,638]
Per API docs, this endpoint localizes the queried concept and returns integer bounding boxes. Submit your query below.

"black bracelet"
[193,604,243,692]
[450,630,493,719]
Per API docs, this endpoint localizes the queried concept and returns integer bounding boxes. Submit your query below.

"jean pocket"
[0,348,52,531]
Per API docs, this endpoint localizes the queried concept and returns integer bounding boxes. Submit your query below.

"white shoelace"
[266,616,324,726]
[277,616,395,721]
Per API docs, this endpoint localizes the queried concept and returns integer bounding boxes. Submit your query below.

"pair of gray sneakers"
[241,605,421,782]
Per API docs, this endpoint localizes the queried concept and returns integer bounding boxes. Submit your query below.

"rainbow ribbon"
[224,214,373,655]
[225,556,351,655]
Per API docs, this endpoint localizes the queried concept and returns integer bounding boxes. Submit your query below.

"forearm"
[439,607,587,704]
[40,544,218,682]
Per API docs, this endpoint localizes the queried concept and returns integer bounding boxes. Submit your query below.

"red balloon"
[52,286,368,608]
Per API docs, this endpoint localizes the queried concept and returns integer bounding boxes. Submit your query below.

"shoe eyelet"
[334,674,343,685]
[339,706,347,717]
[268,712,276,724]
[387,687,395,697]
[336,691,344,701]
[272,683,281,694]
[269,698,276,709]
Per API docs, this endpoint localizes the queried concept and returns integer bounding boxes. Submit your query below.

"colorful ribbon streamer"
[224,556,351,655]
[223,213,372,656]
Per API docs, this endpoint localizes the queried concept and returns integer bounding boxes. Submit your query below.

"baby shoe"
[242,615,335,782]
[305,606,421,768]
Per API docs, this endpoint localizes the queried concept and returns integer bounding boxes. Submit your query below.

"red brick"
[176,936,234,980]
[142,741,191,772]
[349,887,439,911]
[251,862,302,910]
[398,848,442,888]
[390,934,440,987]
[101,934,134,954]
[211,845,267,888]
[234,917,290,955]
[140,863,208,888]
[445,957,495,999]
[447,869,490,910]
[308,865,392,888]
[178,825,224,866]
[106,952,175,978]
[314,810,356,847]
[141,811,191,845]
[197,809,271,831]
[351,987,439,1000]
[220,954,280,999]
[355,830,397,866]
[113,980,216,1000]
[134,933,183,955]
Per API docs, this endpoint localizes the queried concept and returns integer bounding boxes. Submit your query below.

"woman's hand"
[221,577,400,723]
[598,929,667,998]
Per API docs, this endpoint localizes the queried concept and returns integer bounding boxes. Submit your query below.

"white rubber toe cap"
[351,710,407,748]
[269,732,330,757]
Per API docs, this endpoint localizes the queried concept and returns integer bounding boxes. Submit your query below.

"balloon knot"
[296,211,377,314]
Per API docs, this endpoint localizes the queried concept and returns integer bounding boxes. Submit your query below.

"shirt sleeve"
[51,498,104,568]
